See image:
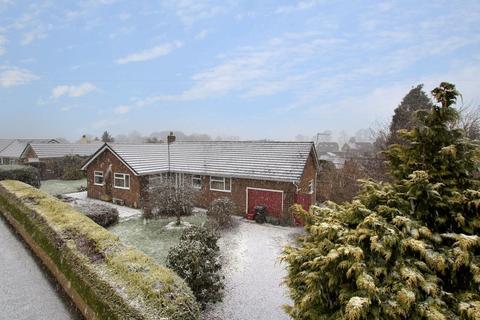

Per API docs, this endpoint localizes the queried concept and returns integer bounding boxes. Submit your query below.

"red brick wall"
[297,151,317,205]
[192,175,296,217]
[86,149,142,208]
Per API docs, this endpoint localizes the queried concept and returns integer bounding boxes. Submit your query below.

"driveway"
[0,216,82,320]
[202,219,303,320]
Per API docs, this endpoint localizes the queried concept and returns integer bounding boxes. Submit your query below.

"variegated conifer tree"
[282,82,480,320]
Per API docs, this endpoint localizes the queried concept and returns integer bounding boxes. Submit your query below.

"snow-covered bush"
[167,225,224,308]
[282,83,480,319]
[73,202,119,227]
[0,165,41,188]
[206,197,237,230]
[144,178,197,225]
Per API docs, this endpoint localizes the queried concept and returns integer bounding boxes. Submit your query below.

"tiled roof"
[0,139,15,153]
[26,143,102,159]
[0,139,58,159]
[84,141,316,182]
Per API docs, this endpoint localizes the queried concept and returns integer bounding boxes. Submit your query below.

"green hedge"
[0,180,199,320]
[0,165,40,188]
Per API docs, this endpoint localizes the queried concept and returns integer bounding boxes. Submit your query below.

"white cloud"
[165,0,234,25]
[0,67,39,87]
[114,105,130,114]
[115,41,183,64]
[130,32,343,103]
[275,0,324,14]
[21,26,47,45]
[52,82,97,98]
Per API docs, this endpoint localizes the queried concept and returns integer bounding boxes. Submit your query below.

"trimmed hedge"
[0,165,41,188]
[0,180,199,320]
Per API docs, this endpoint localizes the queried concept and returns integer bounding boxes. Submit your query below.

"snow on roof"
[84,141,316,182]
[0,139,59,158]
[0,139,15,153]
[26,143,102,159]
[0,141,29,158]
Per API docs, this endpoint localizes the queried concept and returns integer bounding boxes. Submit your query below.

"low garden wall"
[0,180,199,320]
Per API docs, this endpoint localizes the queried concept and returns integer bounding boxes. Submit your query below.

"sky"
[0,0,479,141]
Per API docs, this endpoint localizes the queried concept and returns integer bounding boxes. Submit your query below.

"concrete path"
[0,216,82,320]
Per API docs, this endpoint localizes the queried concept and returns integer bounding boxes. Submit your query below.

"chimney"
[167,132,176,144]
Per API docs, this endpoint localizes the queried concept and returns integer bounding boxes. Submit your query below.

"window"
[175,173,185,188]
[210,176,231,192]
[114,173,130,189]
[94,171,104,185]
[192,175,202,189]
[308,179,314,194]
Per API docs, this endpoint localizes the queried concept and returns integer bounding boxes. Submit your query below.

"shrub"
[167,226,224,308]
[282,83,480,319]
[144,178,197,224]
[206,197,237,230]
[73,202,119,227]
[61,155,85,180]
[0,165,40,188]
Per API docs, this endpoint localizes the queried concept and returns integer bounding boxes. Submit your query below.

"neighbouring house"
[315,142,347,168]
[316,142,339,153]
[341,140,374,156]
[21,143,102,179]
[0,139,59,165]
[81,138,318,223]
[318,151,347,169]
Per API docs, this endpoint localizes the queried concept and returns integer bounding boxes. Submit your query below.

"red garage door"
[247,188,283,218]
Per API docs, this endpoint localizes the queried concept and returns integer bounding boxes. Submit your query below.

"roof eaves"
[81,143,140,176]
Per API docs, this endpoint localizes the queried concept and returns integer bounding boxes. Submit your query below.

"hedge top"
[0,180,199,320]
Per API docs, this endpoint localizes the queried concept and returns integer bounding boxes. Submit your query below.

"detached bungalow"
[0,139,59,165]
[21,143,102,179]
[81,138,318,222]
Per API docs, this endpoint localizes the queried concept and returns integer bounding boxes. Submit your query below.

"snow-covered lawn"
[65,191,140,219]
[62,191,302,319]
[40,178,87,196]
[202,220,303,320]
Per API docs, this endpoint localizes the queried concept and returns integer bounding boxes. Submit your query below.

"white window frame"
[114,173,130,190]
[175,172,185,188]
[308,179,314,194]
[94,171,104,186]
[210,176,231,192]
[192,175,202,190]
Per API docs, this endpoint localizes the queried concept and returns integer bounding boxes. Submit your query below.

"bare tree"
[144,175,197,225]
[457,103,480,140]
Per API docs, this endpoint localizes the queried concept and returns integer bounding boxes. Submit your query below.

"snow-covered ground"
[202,219,303,320]
[64,191,141,219]
[64,192,303,319]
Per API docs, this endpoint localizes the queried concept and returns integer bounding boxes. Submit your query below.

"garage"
[246,187,283,218]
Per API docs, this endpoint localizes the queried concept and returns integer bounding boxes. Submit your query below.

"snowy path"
[64,191,141,219]
[0,216,81,320]
[202,219,303,320]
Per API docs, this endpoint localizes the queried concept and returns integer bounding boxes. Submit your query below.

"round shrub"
[167,225,224,308]
[73,202,119,227]
[206,197,237,230]
[0,165,41,188]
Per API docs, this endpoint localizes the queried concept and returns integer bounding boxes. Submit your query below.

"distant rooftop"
[0,139,59,159]
[24,143,102,159]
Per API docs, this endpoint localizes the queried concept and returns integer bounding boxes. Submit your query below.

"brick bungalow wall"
[86,148,318,220]
[86,149,142,208]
